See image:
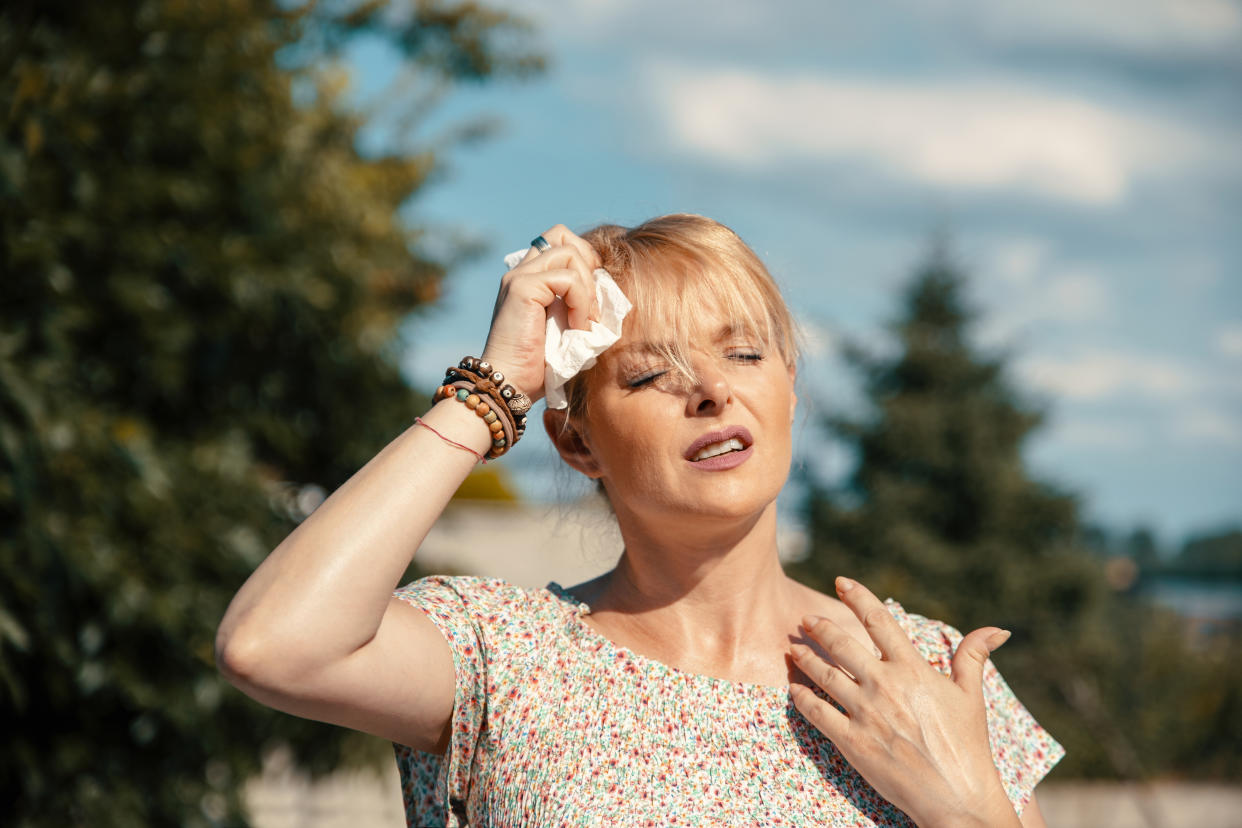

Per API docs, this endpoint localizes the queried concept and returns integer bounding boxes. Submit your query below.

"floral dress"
[392,576,1063,827]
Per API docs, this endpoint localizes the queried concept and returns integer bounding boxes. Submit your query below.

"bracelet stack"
[433,357,533,460]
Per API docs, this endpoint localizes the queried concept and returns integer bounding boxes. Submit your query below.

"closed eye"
[628,370,668,388]
[727,348,765,362]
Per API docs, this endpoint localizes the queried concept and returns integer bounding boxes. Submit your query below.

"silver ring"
[530,235,551,252]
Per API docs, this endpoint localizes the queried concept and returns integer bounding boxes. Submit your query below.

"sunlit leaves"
[1,1,536,824]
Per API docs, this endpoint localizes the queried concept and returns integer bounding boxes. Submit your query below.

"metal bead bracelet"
[445,357,532,434]
[434,357,533,459]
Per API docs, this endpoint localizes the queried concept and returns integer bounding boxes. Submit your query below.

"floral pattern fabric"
[392,576,1063,827]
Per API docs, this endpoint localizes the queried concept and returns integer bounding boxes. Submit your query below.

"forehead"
[610,319,758,359]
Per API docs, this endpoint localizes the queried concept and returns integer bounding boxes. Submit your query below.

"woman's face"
[574,308,797,527]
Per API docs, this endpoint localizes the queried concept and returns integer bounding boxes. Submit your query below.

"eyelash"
[626,349,764,387]
[628,370,667,389]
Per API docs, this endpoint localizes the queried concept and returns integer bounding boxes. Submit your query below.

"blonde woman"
[217,216,1062,826]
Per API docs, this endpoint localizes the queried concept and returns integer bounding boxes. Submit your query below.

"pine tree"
[792,248,1144,778]
[0,1,538,824]
[796,250,1100,626]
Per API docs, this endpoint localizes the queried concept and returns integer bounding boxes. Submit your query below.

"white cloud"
[646,65,1210,206]
[976,256,1113,345]
[508,0,1242,59]
[1216,324,1242,359]
[1017,349,1194,400]
[934,0,1242,58]
[1173,409,1242,447]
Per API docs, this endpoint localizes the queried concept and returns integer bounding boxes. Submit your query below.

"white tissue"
[503,248,632,409]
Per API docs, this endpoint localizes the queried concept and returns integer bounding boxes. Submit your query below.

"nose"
[686,359,732,417]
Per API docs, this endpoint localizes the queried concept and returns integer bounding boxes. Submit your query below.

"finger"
[540,223,602,270]
[563,275,596,331]
[507,268,596,332]
[509,249,596,326]
[800,615,878,684]
[790,643,861,712]
[509,245,587,278]
[790,683,850,742]
[951,627,1010,696]
[834,576,917,663]
[518,246,597,329]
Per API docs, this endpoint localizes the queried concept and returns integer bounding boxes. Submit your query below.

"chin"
[670,475,786,522]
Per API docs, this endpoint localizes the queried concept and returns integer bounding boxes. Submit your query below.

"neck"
[592,501,797,666]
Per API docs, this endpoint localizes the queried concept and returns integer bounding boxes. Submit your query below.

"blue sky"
[347,0,1241,543]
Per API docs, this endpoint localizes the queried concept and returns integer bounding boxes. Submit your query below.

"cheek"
[586,404,671,482]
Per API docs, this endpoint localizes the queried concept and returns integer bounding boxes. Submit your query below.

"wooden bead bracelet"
[434,357,533,459]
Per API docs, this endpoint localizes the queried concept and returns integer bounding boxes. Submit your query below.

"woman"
[217,216,1063,826]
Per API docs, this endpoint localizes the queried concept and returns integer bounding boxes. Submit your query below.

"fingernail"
[986,629,1012,651]
[835,576,856,593]
[801,615,824,630]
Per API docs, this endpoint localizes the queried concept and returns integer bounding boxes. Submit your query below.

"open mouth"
[691,437,747,461]
[684,427,754,463]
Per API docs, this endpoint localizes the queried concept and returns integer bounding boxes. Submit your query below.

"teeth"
[692,437,745,461]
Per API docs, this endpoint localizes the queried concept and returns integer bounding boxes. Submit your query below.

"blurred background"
[2,1,1239,826]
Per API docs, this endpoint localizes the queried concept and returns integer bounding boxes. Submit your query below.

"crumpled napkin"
[504,248,632,409]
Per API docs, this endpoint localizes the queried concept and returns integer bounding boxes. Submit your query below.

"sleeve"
[389,575,522,828]
[929,618,1066,815]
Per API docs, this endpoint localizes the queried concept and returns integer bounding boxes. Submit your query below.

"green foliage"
[1171,528,1242,578]
[793,248,1242,781]
[0,1,536,825]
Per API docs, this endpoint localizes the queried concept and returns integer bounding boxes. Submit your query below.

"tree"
[1174,527,1242,577]
[791,247,1242,781]
[0,1,538,825]
[795,249,1098,634]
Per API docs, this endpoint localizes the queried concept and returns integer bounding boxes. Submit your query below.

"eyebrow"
[616,324,758,356]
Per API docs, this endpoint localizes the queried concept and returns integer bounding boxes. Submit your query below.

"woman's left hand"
[789,577,1020,828]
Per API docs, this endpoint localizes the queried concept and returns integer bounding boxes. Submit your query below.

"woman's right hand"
[480,224,601,402]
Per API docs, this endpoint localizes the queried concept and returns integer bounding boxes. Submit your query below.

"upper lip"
[684,426,754,460]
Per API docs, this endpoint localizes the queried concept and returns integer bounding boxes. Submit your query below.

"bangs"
[618,238,796,383]
[565,215,799,418]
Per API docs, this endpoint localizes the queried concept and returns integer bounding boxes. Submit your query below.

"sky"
[346,0,1241,544]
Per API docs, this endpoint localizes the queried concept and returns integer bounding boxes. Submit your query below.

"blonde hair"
[563,214,798,422]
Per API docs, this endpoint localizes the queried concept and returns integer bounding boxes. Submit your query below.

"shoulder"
[393,575,573,655]
[394,574,532,617]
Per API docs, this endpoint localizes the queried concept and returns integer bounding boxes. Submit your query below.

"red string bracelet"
[414,417,486,463]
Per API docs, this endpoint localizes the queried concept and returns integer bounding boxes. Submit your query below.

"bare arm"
[215,398,489,750]
[215,225,602,751]
[1021,794,1048,828]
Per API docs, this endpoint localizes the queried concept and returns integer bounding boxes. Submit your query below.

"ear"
[787,363,798,425]
[543,408,602,478]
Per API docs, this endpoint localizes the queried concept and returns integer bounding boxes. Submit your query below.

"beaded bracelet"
[448,357,532,423]
[434,382,514,459]
[435,357,535,459]
[445,358,531,429]
[445,370,527,441]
